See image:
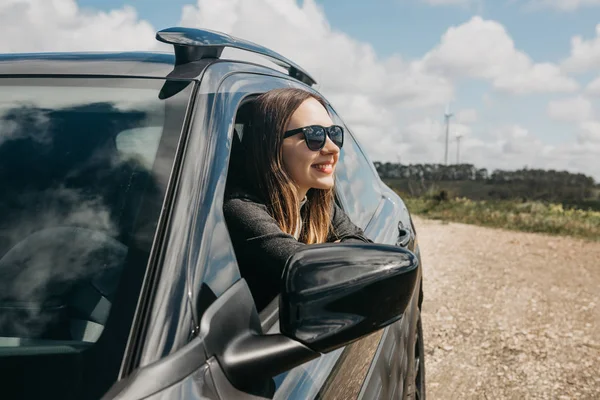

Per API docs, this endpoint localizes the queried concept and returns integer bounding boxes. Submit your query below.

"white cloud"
[180,0,453,110]
[364,116,474,165]
[547,96,593,122]
[456,124,600,178]
[579,121,600,143]
[421,16,579,94]
[562,24,600,73]
[0,0,158,53]
[387,119,600,179]
[498,125,544,155]
[527,0,600,11]
[456,108,478,124]
[586,76,600,95]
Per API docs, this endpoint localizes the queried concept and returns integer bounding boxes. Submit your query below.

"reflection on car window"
[330,111,382,228]
[274,348,345,399]
[263,320,344,400]
[116,126,163,170]
[0,79,179,348]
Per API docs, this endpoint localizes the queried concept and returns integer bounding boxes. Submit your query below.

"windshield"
[0,77,191,347]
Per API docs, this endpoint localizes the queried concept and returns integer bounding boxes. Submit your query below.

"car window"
[329,109,382,228]
[0,77,190,399]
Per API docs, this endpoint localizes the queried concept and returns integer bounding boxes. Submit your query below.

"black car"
[0,27,425,400]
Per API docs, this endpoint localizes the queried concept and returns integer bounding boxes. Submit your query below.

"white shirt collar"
[299,196,307,209]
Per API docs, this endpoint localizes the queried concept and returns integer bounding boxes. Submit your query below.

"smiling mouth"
[311,163,334,174]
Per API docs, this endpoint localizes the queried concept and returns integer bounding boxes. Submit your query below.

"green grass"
[402,196,600,241]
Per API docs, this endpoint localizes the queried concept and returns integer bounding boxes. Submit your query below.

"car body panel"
[318,187,419,400]
[357,186,421,400]
[358,290,420,400]
[141,366,218,400]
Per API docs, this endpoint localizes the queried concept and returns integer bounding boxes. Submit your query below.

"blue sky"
[3,0,600,178]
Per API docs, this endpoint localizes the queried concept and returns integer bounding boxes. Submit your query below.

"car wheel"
[407,312,426,400]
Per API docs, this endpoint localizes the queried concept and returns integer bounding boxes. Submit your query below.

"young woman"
[223,88,372,311]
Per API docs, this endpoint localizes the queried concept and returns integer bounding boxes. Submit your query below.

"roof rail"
[156,27,316,86]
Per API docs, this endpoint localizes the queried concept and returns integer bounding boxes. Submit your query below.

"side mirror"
[280,242,419,353]
[205,243,420,394]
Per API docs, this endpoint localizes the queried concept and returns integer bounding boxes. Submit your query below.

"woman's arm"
[328,202,373,243]
[223,196,305,309]
[223,197,305,274]
[223,196,372,309]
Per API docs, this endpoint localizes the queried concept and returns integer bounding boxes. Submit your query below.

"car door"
[104,63,420,399]
[326,109,422,400]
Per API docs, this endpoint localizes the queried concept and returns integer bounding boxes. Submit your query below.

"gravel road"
[414,216,600,399]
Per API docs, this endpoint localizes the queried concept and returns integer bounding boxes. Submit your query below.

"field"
[402,196,600,241]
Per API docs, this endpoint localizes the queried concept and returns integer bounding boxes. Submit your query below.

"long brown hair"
[240,88,334,244]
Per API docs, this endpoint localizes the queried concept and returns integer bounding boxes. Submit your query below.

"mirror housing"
[280,243,419,353]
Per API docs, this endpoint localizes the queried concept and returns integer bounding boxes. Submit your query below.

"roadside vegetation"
[376,163,600,241]
[401,194,600,241]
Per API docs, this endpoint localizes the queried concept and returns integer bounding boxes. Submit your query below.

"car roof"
[0,28,317,86]
[0,52,177,78]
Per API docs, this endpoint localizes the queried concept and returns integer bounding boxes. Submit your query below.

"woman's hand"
[334,239,341,243]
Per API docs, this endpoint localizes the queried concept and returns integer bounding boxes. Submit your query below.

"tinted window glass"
[273,347,344,399]
[0,77,190,399]
[330,112,382,228]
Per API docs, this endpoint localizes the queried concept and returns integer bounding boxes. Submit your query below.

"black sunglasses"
[283,125,344,151]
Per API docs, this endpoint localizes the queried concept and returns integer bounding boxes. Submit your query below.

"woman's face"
[282,97,340,197]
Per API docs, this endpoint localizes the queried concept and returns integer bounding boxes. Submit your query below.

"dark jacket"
[223,188,372,311]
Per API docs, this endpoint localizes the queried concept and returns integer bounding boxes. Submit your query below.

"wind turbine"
[456,133,463,164]
[444,104,454,165]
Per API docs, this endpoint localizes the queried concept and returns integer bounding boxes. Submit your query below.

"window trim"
[120,80,199,376]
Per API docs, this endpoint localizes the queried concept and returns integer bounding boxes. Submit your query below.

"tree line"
[374,162,599,206]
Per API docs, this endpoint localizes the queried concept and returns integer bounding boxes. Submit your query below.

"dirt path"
[413,216,600,400]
